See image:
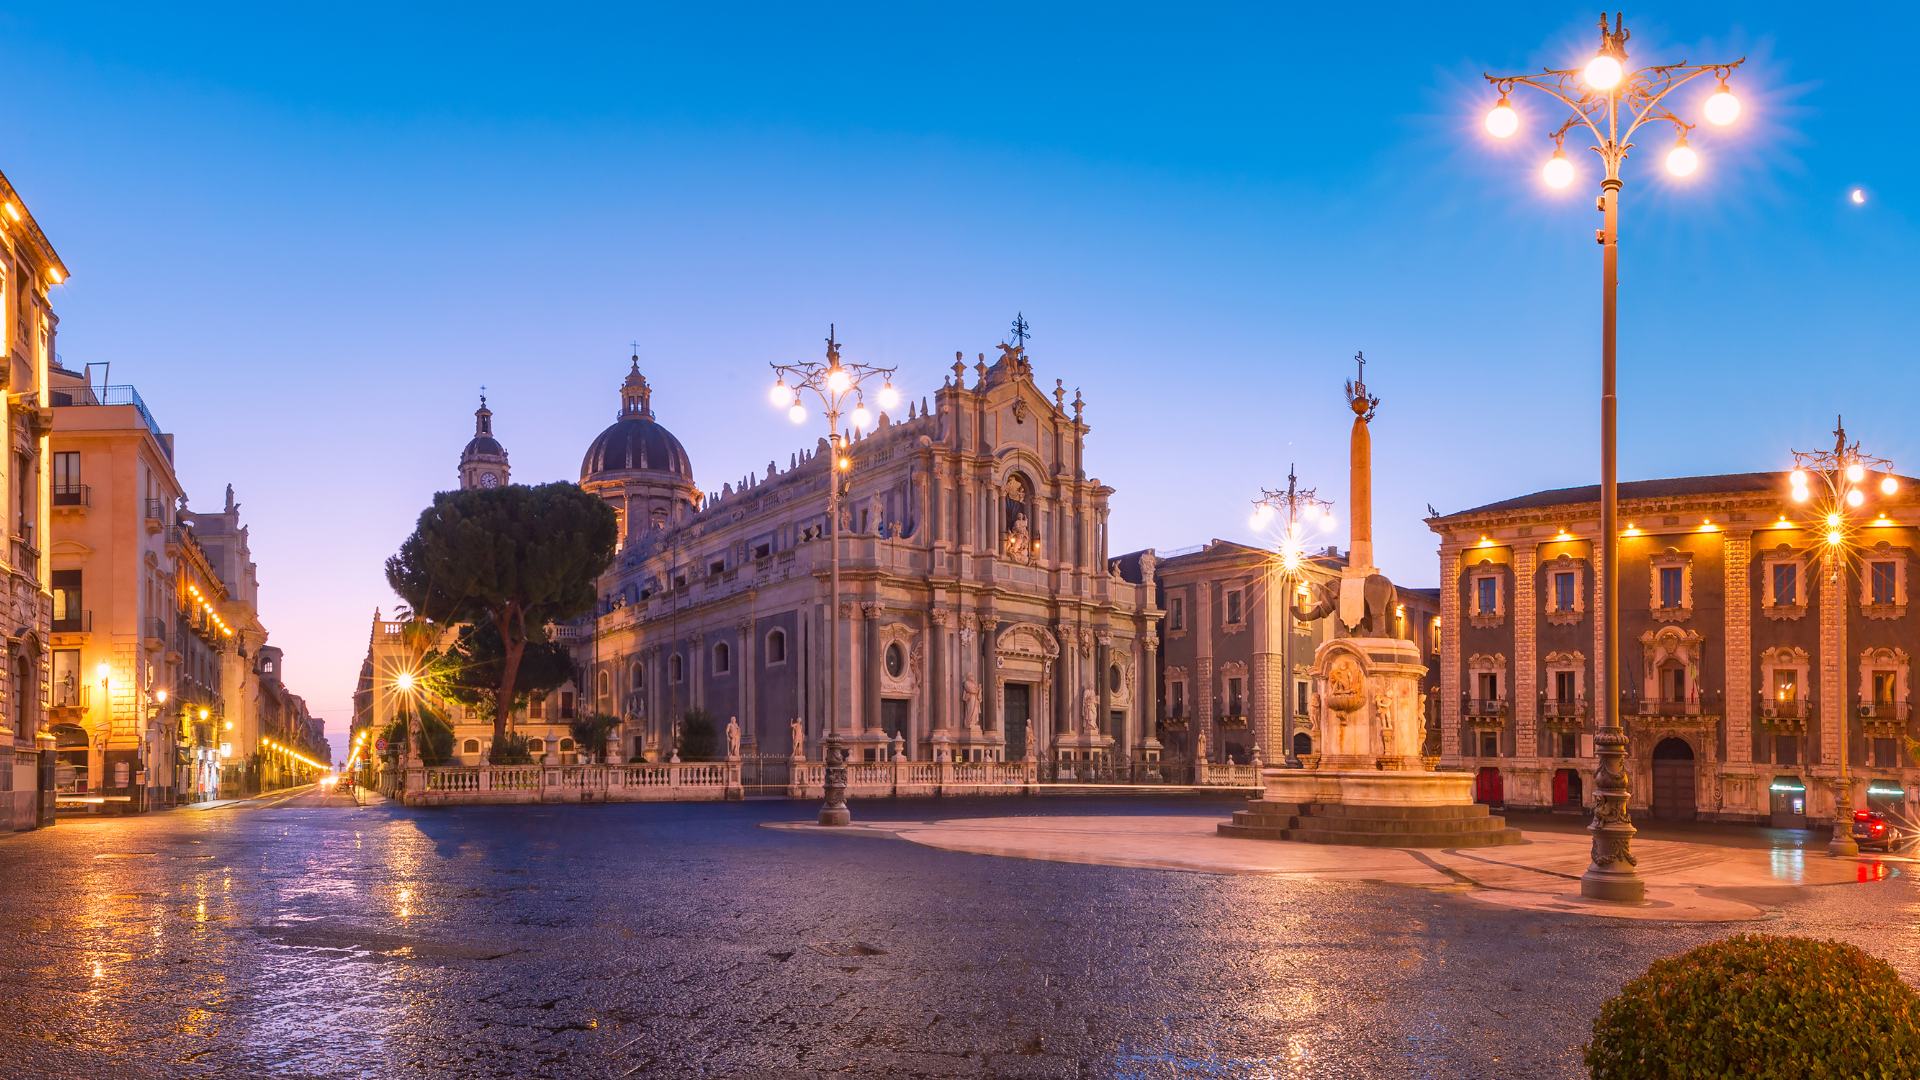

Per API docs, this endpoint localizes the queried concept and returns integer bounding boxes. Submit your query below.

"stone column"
[1140,635,1160,758]
[862,603,883,739]
[1254,560,1282,759]
[1723,535,1753,766]
[1513,547,1539,765]
[737,619,756,751]
[929,610,949,735]
[1439,544,1464,764]
[1096,634,1112,744]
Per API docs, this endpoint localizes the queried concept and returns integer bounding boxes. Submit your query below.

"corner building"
[579,340,1160,767]
[1429,472,1920,827]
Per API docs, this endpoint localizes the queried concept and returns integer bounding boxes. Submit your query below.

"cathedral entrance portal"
[1004,683,1031,760]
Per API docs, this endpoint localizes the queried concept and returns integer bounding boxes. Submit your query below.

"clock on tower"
[458,393,511,491]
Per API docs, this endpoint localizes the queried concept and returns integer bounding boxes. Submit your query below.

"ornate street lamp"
[769,327,898,825]
[1789,419,1898,857]
[1482,14,1745,904]
[1249,466,1335,763]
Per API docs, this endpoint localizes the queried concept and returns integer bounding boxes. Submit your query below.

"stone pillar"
[1724,535,1753,766]
[1195,583,1215,763]
[1096,635,1112,744]
[1439,544,1463,764]
[929,611,949,735]
[1819,552,1846,769]
[862,603,883,739]
[738,619,755,749]
[1513,547,1539,764]
[1140,635,1160,758]
[1254,560,1282,759]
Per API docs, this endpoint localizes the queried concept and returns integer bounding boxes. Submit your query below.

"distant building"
[1154,541,1439,766]
[1428,470,1920,826]
[0,167,69,831]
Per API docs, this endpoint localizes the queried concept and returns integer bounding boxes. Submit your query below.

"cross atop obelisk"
[1344,351,1380,576]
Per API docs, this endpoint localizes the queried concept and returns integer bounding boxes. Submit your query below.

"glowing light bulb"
[769,379,793,408]
[1791,485,1810,503]
[1882,476,1899,495]
[877,382,900,410]
[1583,53,1624,92]
[1848,488,1867,508]
[1543,150,1575,189]
[1828,529,1845,546]
[1485,99,1518,138]
[1251,504,1275,528]
[850,404,872,430]
[1847,463,1867,483]
[826,367,852,394]
[395,672,415,692]
[787,402,806,424]
[1321,512,1336,531]
[1790,469,1808,487]
[1666,142,1698,177]
[1828,512,1843,528]
[1704,85,1741,126]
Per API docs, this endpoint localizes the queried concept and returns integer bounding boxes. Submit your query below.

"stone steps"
[1217,798,1525,848]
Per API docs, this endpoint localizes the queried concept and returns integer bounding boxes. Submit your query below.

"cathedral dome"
[462,435,504,459]
[579,358,695,484]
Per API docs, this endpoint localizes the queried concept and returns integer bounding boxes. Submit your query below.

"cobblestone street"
[3,794,1919,1079]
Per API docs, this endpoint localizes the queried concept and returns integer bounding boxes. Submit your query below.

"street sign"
[375,738,388,752]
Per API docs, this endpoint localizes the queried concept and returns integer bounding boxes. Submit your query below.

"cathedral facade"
[573,337,1161,766]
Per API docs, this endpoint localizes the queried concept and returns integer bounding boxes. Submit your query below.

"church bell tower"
[459,393,510,491]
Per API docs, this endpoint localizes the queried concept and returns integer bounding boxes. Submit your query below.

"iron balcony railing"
[52,482,90,508]
[1463,696,1509,717]
[57,384,169,453]
[145,498,166,525]
[1626,690,1723,717]
[1760,697,1809,721]
[145,617,168,643]
[52,609,91,634]
[1859,701,1912,722]
[1540,698,1590,720]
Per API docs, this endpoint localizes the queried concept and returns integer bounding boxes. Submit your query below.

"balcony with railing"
[144,498,166,531]
[1464,696,1509,724]
[52,482,90,510]
[1539,698,1589,725]
[1626,689,1723,719]
[144,617,168,650]
[1859,700,1911,737]
[54,384,171,456]
[52,609,91,634]
[12,520,37,578]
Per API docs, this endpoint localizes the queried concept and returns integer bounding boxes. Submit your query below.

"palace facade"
[577,338,1160,766]
[1429,470,1920,827]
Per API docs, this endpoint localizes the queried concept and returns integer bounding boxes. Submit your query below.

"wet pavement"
[3,793,1919,1079]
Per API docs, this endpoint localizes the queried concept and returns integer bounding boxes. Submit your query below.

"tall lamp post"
[1249,467,1335,764]
[1789,420,1899,857]
[768,328,898,822]
[1482,14,1744,903]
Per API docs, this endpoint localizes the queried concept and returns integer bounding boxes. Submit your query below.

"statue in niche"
[867,492,885,535]
[1326,655,1366,715]
[1081,689,1099,735]
[1004,513,1032,563]
[963,676,982,732]
[1002,474,1034,563]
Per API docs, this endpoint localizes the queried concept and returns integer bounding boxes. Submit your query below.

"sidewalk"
[178,783,320,812]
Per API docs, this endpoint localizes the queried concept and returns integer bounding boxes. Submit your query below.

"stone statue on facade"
[1081,688,1099,735]
[1003,513,1032,562]
[1138,549,1157,582]
[725,716,741,761]
[867,492,885,535]
[963,676,982,733]
[790,718,806,760]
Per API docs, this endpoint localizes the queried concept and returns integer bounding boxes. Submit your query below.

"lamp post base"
[1828,778,1858,856]
[1579,862,1647,903]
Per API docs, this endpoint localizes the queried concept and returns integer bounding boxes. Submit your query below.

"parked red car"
[1853,810,1904,851]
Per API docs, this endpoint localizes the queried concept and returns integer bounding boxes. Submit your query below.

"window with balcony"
[1226,676,1245,718]
[52,452,84,507]
[1553,670,1575,703]
[52,649,81,708]
[51,569,83,632]
[1169,679,1186,719]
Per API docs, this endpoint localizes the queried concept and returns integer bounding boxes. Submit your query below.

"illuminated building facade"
[1429,471,1920,826]
[1153,541,1439,766]
[578,338,1159,767]
[0,169,65,832]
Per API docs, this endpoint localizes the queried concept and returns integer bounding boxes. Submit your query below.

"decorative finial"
[1054,378,1065,409]
[952,350,965,383]
[1072,388,1084,421]
[1345,350,1379,422]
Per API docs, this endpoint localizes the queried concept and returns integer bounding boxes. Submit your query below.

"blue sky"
[4,4,1913,752]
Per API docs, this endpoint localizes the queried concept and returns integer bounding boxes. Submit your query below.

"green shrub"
[1586,933,1920,1079]
[679,708,719,761]
[488,733,536,765]
[569,713,619,763]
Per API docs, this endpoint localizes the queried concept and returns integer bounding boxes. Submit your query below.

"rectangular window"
[1476,671,1500,702]
[1775,669,1799,704]
[1171,681,1186,717]
[1168,596,1185,631]
[559,691,576,720]
[1871,561,1897,606]
[1294,678,1309,716]
[51,569,82,630]
[1475,576,1498,616]
[1477,731,1499,758]
[1876,738,1900,768]
[1658,566,1684,608]
[1776,735,1799,766]
[1772,562,1798,606]
[1559,731,1579,759]
[1227,677,1244,716]
[1553,670,1576,702]
[52,452,81,505]
[752,542,771,559]
[708,558,725,577]
[1224,589,1243,625]
[1553,571,1575,613]
[529,693,546,720]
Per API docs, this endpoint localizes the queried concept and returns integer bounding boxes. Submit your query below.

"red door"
[1475,767,1504,806]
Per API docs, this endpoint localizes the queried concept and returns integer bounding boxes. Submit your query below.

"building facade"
[1429,470,1920,826]
[577,338,1160,768]
[0,169,66,831]
[1155,542,1440,766]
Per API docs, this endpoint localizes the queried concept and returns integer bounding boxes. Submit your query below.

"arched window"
[713,642,730,675]
[463,738,481,755]
[766,629,788,665]
[596,669,611,699]
[527,739,546,754]
[13,654,32,736]
[631,662,644,692]
[670,654,683,683]
[559,738,575,752]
